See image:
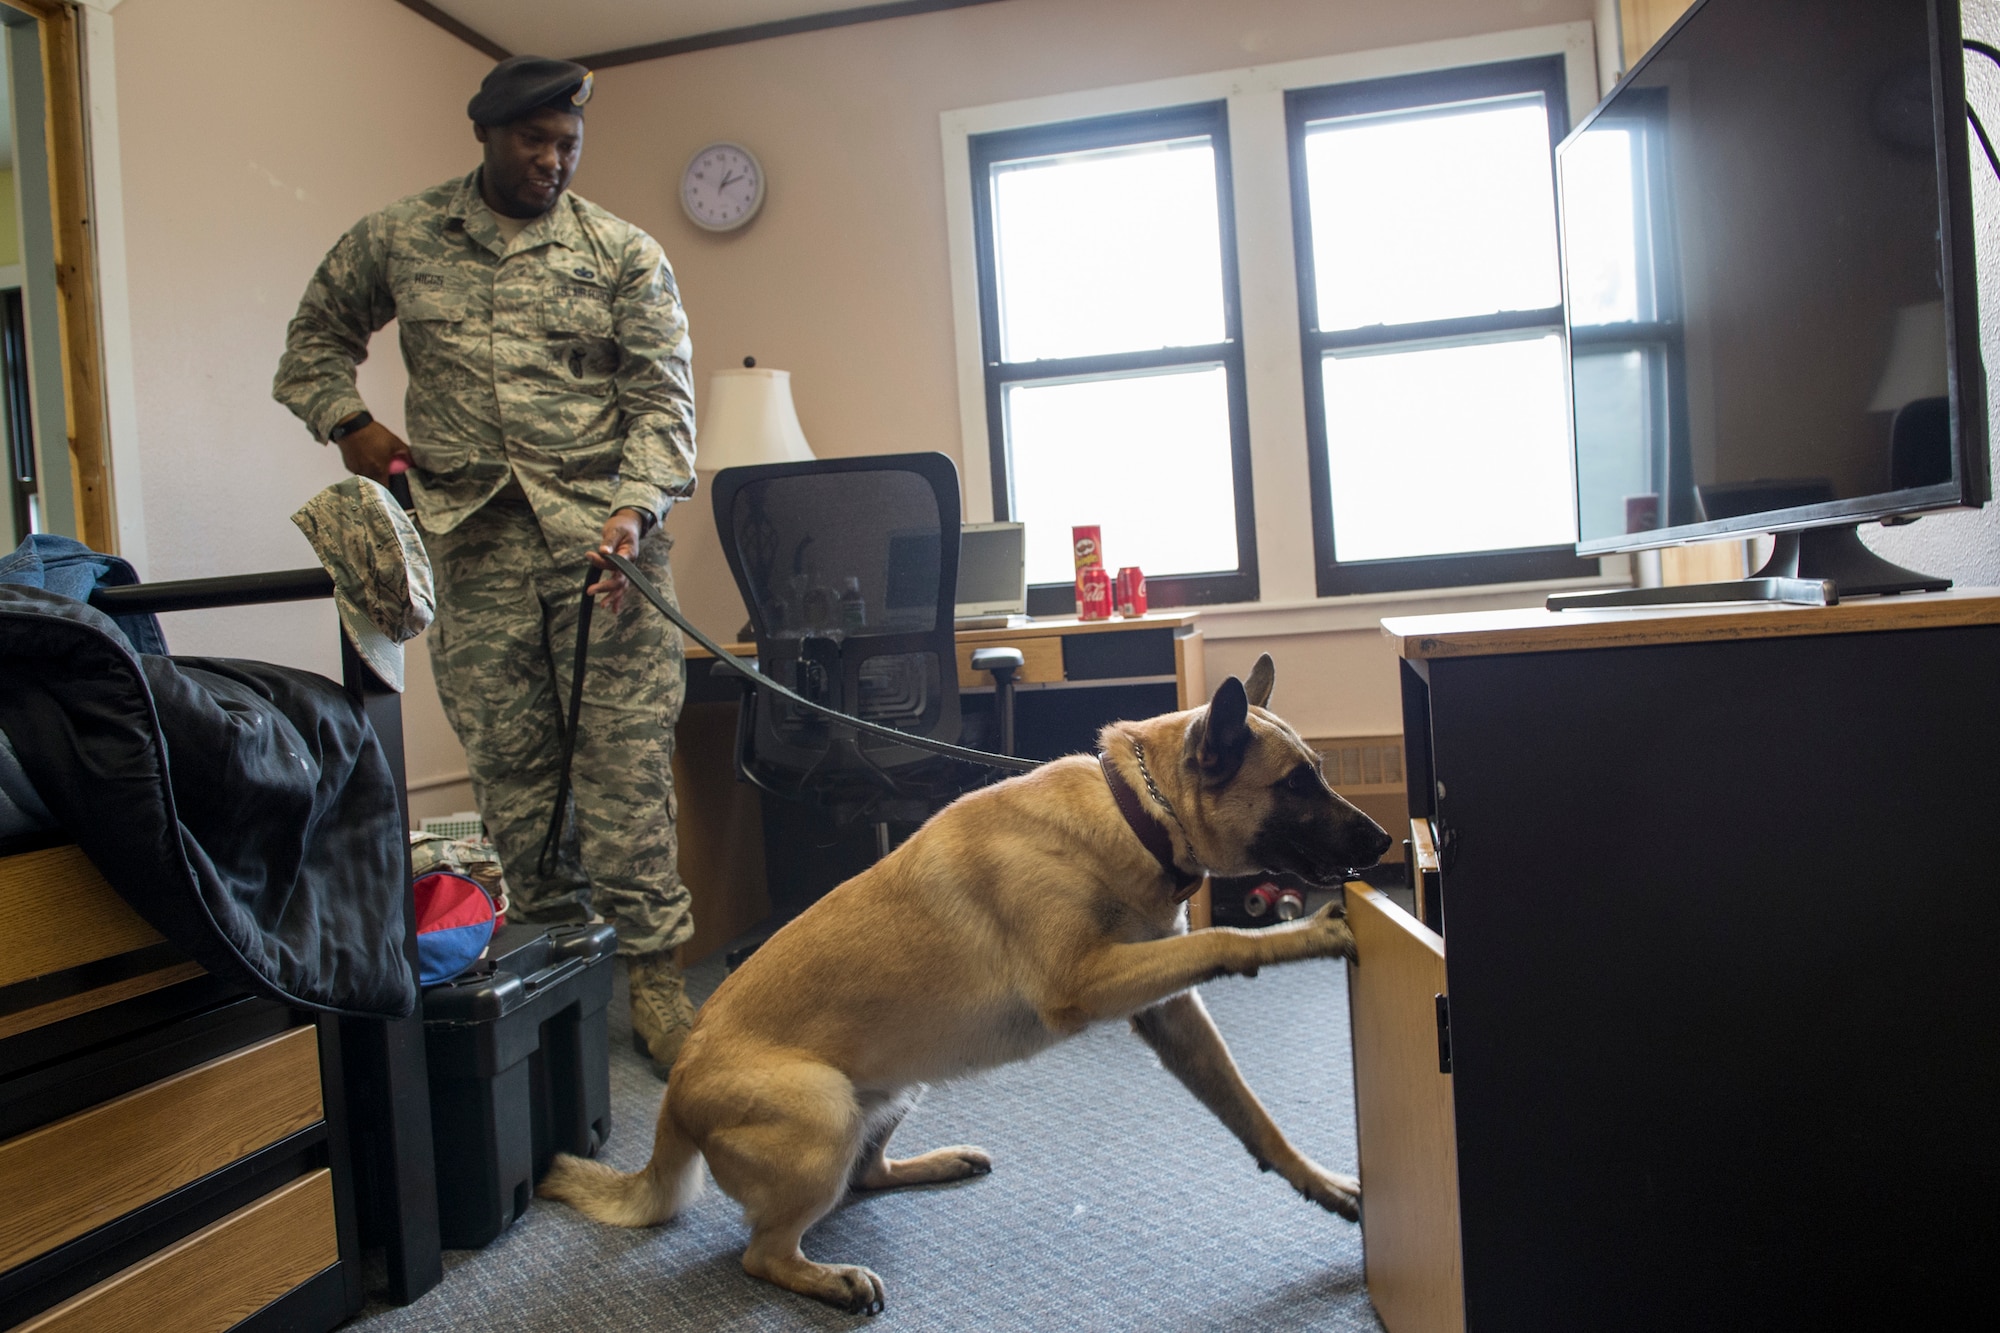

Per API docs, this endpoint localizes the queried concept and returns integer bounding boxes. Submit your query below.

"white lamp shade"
[699,367,815,471]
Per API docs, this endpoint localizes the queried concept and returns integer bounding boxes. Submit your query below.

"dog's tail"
[539,1106,705,1227]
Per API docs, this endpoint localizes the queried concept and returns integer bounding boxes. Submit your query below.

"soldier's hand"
[587,509,648,613]
[335,420,414,484]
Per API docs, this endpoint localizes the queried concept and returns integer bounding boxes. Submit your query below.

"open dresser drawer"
[0,843,361,1333]
[1345,879,1460,1333]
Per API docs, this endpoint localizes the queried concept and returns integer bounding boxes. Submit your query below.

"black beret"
[468,56,594,126]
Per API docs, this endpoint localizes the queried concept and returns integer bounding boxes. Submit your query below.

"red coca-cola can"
[1114,566,1148,617]
[1077,565,1113,621]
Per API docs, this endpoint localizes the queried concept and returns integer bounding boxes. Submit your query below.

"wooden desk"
[1352,590,2000,1330]
[671,612,1207,962]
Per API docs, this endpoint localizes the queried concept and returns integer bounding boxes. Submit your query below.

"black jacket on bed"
[0,584,413,1018]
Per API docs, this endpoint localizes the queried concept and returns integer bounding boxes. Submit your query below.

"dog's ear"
[1244,653,1276,709]
[1196,674,1253,784]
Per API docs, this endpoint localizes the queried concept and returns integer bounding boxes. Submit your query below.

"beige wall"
[110,0,490,810]
[576,0,1592,741]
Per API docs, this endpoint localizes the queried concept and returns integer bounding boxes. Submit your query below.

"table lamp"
[699,360,815,471]
[700,360,814,638]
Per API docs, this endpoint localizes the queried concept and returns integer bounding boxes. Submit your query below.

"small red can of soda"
[1077,566,1114,621]
[1114,566,1148,617]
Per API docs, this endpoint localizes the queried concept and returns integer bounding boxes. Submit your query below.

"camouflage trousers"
[423,492,692,958]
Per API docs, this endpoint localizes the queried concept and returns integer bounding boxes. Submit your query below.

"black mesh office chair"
[711,452,1021,847]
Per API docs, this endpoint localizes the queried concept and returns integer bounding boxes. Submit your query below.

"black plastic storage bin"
[421,922,617,1249]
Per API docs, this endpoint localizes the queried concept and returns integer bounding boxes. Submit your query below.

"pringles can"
[1077,566,1114,621]
[1071,525,1103,615]
[1114,566,1148,617]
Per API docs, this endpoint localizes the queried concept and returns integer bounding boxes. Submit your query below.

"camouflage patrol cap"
[291,477,436,693]
[468,56,594,126]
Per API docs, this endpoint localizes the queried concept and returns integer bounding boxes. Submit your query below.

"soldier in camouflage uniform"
[273,55,699,1077]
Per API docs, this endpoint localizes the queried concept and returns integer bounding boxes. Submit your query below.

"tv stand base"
[1548,524,1951,611]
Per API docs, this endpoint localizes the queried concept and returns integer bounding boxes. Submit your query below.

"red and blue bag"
[413,871,498,986]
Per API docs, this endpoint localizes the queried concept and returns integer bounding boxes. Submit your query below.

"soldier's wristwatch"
[328,411,374,444]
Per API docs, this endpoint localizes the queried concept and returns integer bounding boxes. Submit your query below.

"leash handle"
[601,550,1040,774]
[537,568,597,877]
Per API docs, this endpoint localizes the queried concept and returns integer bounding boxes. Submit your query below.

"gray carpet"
[346,935,1385,1332]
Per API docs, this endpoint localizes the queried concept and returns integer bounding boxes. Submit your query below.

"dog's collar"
[1098,751,1204,902]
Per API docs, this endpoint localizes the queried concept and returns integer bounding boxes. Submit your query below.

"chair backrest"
[710,453,962,792]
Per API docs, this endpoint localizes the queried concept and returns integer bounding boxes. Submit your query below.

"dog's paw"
[822,1263,887,1316]
[1300,902,1357,963]
[746,1253,887,1315]
[941,1146,994,1178]
[860,1145,993,1189]
[1293,1164,1361,1221]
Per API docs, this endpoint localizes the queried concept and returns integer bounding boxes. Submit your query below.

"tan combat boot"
[629,950,696,1079]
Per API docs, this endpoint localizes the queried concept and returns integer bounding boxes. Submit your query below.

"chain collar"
[1130,741,1189,840]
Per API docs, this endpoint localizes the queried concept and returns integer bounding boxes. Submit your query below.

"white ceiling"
[426,1,907,61]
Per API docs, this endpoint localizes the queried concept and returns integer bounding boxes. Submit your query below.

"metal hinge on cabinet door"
[1435,993,1453,1074]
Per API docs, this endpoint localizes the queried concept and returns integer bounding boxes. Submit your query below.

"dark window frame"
[970,101,1260,615]
[1287,56,1601,596]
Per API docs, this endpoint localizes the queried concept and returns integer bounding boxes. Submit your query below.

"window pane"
[1322,335,1575,562]
[1006,366,1238,584]
[1305,97,1560,330]
[992,139,1226,362]
[1560,126,1642,326]
[1573,348,1657,542]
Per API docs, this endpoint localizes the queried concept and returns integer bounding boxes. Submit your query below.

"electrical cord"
[1966,40,2000,176]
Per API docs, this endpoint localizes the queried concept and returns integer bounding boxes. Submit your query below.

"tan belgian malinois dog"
[540,654,1392,1314]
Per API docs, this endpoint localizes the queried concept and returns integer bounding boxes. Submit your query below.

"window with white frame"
[947,27,1610,614]
[1288,57,1598,595]
[969,103,1259,612]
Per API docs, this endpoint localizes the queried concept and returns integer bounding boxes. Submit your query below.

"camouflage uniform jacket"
[273,170,696,564]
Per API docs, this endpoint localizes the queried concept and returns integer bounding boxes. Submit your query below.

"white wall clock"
[680,142,766,232]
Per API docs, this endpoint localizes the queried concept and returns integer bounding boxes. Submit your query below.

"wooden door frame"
[5,0,113,552]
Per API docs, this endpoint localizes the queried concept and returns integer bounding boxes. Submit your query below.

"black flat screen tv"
[1554,0,1988,604]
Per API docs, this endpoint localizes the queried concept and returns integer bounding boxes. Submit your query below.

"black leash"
[539,551,1040,875]
[537,566,597,876]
